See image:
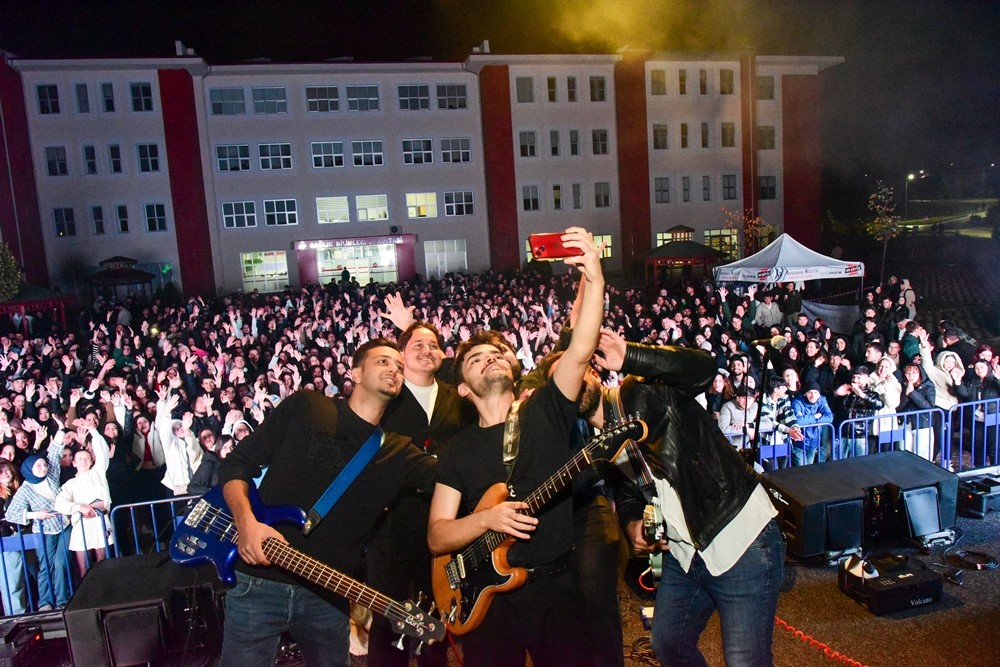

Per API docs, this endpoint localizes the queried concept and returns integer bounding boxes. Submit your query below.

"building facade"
[0,45,841,296]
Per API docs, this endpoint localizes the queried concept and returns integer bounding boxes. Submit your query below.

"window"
[346,85,380,111]
[572,183,582,209]
[444,191,474,216]
[515,77,534,103]
[704,228,740,260]
[241,251,288,293]
[680,123,689,148]
[592,129,609,155]
[756,76,775,100]
[653,124,669,150]
[398,84,430,111]
[550,130,560,157]
[547,76,557,102]
[252,87,287,114]
[109,145,122,173]
[356,194,388,221]
[402,139,433,165]
[311,142,344,168]
[351,140,384,166]
[217,144,251,172]
[757,126,776,149]
[131,83,153,111]
[436,84,467,109]
[722,174,737,200]
[699,69,707,95]
[210,88,245,115]
[595,182,611,208]
[52,208,75,237]
[83,146,97,175]
[222,201,257,228]
[720,69,734,95]
[406,192,438,219]
[116,204,129,233]
[759,175,777,200]
[45,147,68,176]
[592,234,613,259]
[75,84,90,113]
[145,203,167,231]
[519,131,537,158]
[651,69,666,95]
[569,130,580,156]
[656,228,693,245]
[678,69,687,95]
[441,137,471,163]
[721,122,736,148]
[137,144,160,172]
[306,86,339,112]
[552,185,562,210]
[654,177,670,203]
[101,83,115,112]
[682,176,691,202]
[316,196,350,223]
[37,85,60,114]
[263,199,298,226]
[522,185,539,211]
[92,206,105,235]
[259,143,292,170]
[701,122,709,148]
[702,175,711,201]
[589,76,606,102]
[567,76,577,102]
[424,239,467,279]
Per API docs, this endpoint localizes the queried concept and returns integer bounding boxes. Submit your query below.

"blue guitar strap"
[303,426,383,535]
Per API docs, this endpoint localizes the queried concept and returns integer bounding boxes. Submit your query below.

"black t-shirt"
[436,381,578,567]
[219,392,437,588]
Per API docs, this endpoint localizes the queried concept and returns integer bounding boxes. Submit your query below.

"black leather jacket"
[611,342,762,551]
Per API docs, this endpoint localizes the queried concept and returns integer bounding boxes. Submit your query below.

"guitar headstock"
[390,597,447,643]
[588,417,648,462]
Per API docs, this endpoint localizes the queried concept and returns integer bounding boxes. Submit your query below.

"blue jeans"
[839,437,868,460]
[0,548,26,615]
[651,520,785,667]
[36,529,70,609]
[221,572,350,667]
[791,441,819,467]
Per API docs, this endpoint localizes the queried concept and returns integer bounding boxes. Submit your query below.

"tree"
[721,207,768,257]
[0,242,24,303]
[865,180,902,285]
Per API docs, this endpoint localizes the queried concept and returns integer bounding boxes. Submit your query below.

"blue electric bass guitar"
[171,485,445,643]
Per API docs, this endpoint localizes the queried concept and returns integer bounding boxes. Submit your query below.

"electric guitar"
[171,485,445,643]
[432,418,648,635]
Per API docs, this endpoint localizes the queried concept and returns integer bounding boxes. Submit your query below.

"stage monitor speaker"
[64,553,223,667]
[762,451,958,559]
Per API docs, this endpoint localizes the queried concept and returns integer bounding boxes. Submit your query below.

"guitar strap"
[501,399,523,481]
[303,426,384,535]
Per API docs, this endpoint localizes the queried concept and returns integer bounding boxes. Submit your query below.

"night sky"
[2,0,998,200]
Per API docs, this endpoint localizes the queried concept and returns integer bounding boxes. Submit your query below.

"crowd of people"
[0,239,998,665]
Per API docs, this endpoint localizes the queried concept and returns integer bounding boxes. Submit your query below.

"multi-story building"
[0,43,841,296]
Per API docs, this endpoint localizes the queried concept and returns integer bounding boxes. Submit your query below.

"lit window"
[406,192,438,219]
[241,251,288,293]
[704,228,740,260]
[721,122,736,148]
[592,234,613,259]
[757,126,776,150]
[547,77,557,102]
[317,196,350,223]
[720,69,735,95]
[356,194,388,221]
[553,185,562,210]
[650,70,666,96]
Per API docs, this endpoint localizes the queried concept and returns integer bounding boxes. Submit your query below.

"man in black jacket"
[590,329,784,667]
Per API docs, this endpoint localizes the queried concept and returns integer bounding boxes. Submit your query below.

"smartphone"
[528,233,583,261]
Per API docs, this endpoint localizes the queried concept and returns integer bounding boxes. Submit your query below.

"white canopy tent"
[712,233,864,284]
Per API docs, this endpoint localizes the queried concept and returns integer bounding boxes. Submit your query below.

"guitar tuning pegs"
[415,641,424,656]
[394,635,406,651]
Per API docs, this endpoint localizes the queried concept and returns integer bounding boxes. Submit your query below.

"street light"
[904,170,926,221]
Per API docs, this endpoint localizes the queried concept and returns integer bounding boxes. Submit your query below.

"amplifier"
[958,474,1000,518]
[838,558,942,615]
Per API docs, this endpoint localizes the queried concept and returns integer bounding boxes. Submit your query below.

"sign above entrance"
[295,234,416,251]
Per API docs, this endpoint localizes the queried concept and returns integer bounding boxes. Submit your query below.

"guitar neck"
[262,538,398,617]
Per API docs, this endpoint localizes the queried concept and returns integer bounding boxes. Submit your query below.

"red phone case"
[529,233,583,260]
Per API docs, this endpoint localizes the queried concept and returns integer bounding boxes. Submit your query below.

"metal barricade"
[790,422,835,466]
[947,397,1000,473]
[110,495,196,558]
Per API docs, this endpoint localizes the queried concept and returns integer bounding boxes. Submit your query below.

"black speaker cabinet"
[64,553,224,667]
[762,451,958,558]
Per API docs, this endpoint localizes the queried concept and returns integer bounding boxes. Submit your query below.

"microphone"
[749,335,788,350]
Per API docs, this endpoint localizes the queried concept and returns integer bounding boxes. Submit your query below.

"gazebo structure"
[87,256,157,303]
[0,285,75,335]
[645,240,726,289]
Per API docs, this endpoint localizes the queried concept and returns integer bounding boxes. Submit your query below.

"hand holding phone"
[528,233,584,261]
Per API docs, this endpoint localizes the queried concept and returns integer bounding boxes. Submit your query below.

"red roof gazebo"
[0,285,75,335]
[645,240,726,289]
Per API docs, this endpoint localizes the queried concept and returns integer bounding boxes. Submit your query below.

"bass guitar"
[171,484,445,643]
[432,418,647,635]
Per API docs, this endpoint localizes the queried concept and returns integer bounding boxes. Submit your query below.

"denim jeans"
[221,572,350,667]
[790,441,819,467]
[651,520,785,667]
[839,437,868,460]
[36,529,70,609]
[0,549,26,615]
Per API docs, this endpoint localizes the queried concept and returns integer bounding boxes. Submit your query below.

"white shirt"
[404,378,438,423]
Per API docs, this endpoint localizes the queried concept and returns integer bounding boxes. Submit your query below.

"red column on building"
[781,75,822,249]
[740,55,759,237]
[158,69,216,296]
[478,65,519,271]
[614,52,651,272]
